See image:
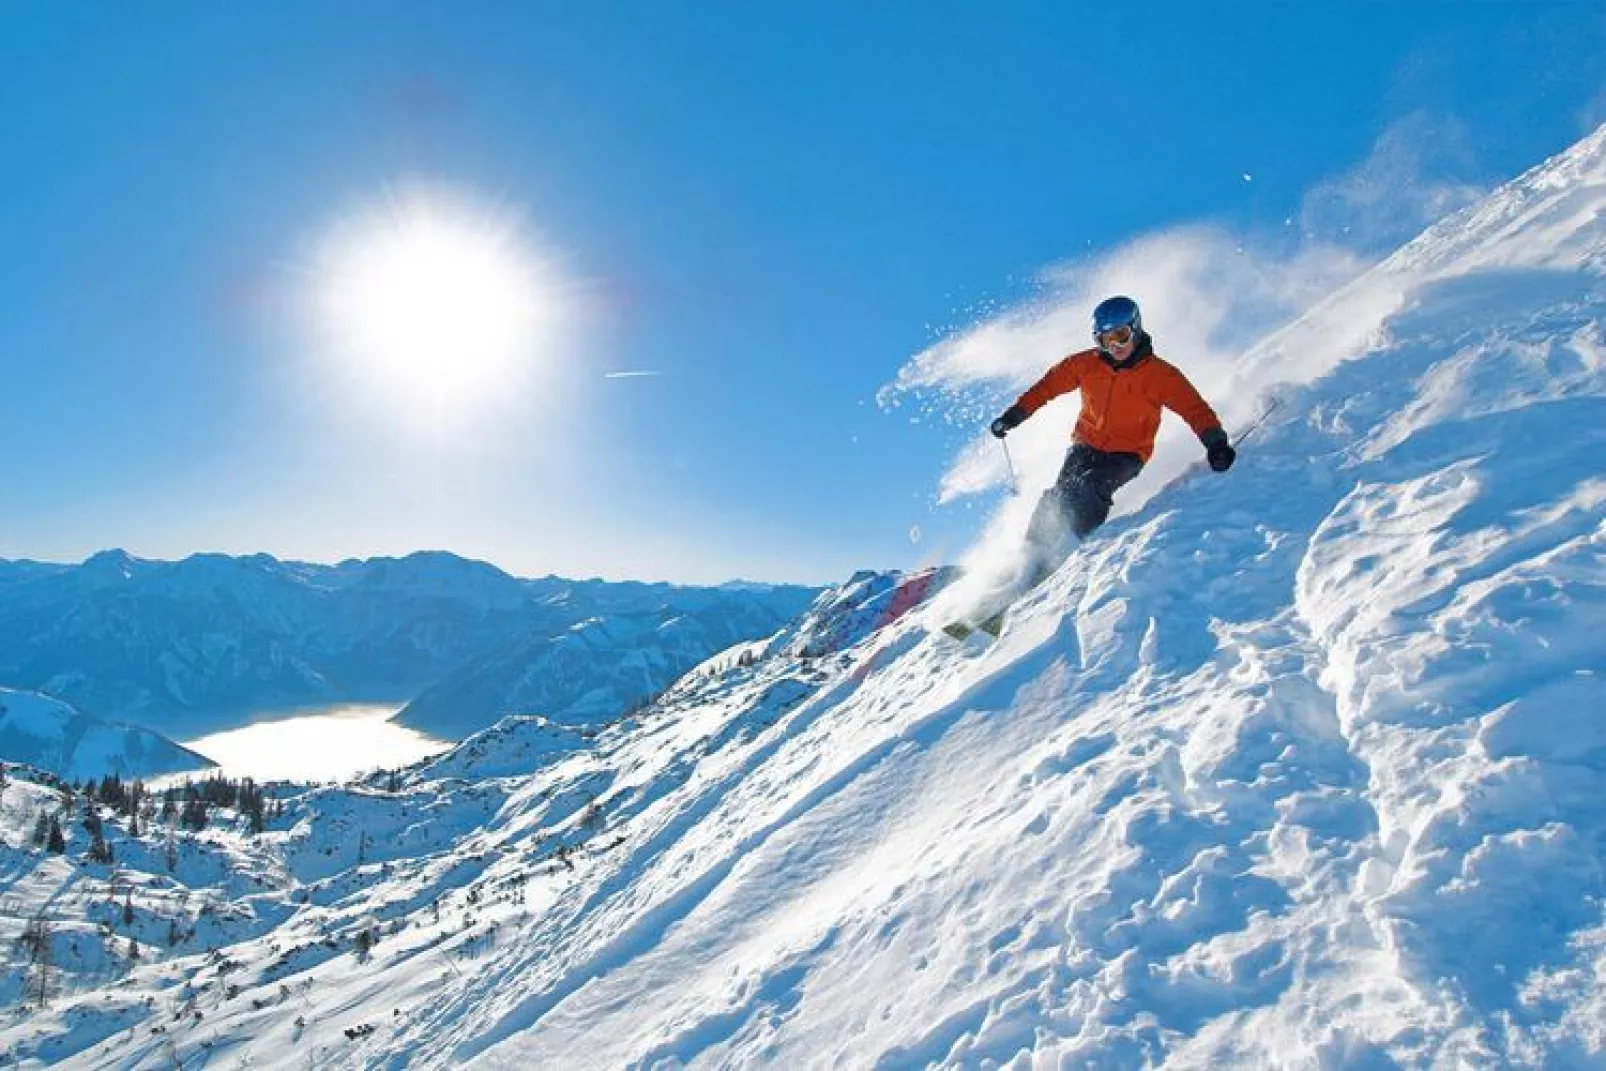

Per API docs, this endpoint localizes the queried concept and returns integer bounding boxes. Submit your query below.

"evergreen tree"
[84,805,113,864]
[19,917,55,1008]
[180,796,208,832]
[46,816,66,854]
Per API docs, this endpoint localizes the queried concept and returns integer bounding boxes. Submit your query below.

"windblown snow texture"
[0,127,1603,1068]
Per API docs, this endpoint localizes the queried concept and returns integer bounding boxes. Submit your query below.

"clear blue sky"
[2,3,1602,584]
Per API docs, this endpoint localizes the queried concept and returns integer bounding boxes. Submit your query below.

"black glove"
[1201,427,1236,472]
[990,405,1027,439]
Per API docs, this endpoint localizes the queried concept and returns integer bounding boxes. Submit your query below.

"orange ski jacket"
[1012,348,1221,462]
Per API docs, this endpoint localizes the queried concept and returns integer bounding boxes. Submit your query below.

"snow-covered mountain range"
[0,126,1602,1068]
[0,551,817,741]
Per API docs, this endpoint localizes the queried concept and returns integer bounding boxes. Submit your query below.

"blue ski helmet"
[1092,295,1142,344]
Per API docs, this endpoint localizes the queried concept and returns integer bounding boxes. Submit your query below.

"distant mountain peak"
[80,548,141,579]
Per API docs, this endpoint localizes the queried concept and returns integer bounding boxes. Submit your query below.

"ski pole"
[999,437,1020,496]
[1233,396,1283,449]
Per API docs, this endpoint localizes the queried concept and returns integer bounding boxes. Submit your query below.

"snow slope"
[0,128,1602,1068]
[0,688,210,782]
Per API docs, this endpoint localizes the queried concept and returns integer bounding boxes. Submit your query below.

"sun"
[315,188,557,424]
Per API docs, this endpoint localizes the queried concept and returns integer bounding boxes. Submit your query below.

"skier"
[989,295,1235,586]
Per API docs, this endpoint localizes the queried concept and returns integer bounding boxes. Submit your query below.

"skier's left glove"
[1201,427,1236,472]
[990,405,1027,439]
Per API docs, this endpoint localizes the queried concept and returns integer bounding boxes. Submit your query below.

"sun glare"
[315,189,557,424]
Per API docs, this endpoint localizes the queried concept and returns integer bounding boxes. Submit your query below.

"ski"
[939,554,1061,643]
[942,580,1031,642]
[941,604,1011,642]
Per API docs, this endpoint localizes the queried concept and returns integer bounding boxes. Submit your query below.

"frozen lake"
[180,704,449,784]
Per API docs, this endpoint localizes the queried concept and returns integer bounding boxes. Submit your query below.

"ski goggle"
[1097,325,1135,347]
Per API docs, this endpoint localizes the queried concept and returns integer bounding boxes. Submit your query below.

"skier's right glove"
[1201,427,1236,472]
[990,405,1027,439]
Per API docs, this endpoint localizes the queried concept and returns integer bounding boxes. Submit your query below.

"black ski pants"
[1025,442,1144,563]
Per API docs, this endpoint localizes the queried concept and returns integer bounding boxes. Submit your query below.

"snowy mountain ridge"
[393,588,825,739]
[0,688,210,783]
[0,127,1602,1067]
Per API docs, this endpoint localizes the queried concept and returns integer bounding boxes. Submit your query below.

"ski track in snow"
[0,127,1604,1069]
